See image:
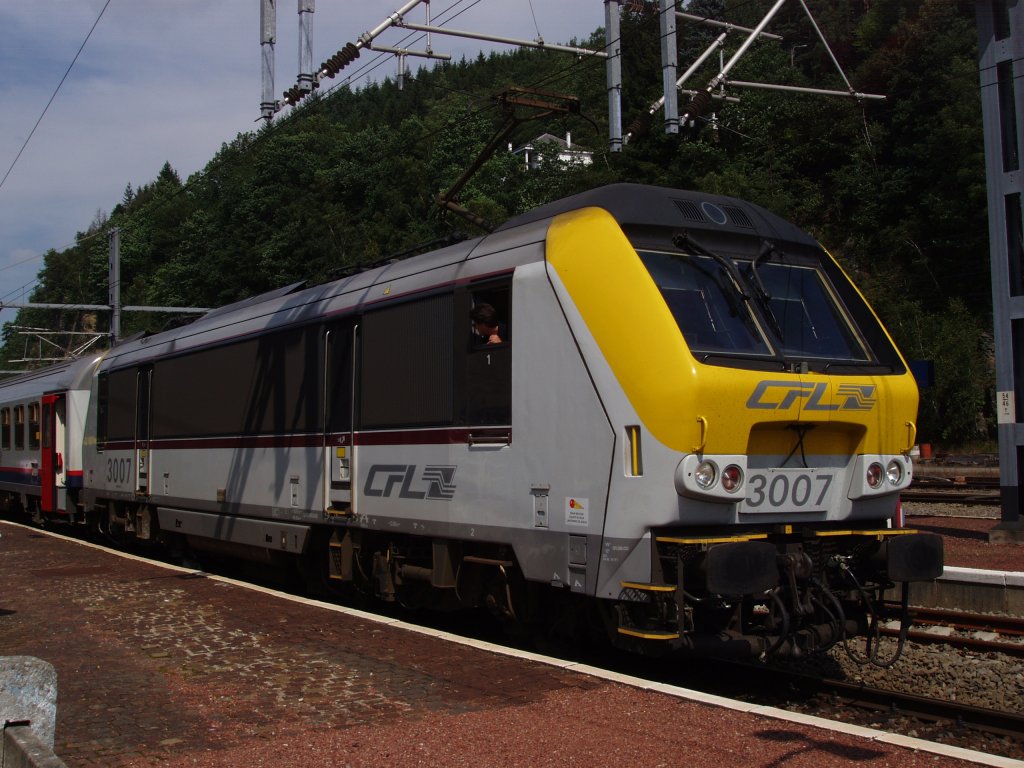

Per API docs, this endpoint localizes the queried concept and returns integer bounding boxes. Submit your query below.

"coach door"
[39,393,65,513]
[135,367,152,495]
[323,322,357,515]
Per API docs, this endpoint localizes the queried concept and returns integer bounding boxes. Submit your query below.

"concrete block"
[0,658,56,748]
[941,566,1006,586]
[1,723,67,768]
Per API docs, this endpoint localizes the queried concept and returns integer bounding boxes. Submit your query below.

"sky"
[0,0,607,316]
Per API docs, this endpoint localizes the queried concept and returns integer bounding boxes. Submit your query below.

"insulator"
[321,42,360,79]
[682,90,713,122]
[626,0,656,13]
[627,112,653,139]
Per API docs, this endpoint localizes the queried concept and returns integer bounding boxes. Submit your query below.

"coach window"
[1,408,9,450]
[461,285,511,425]
[14,405,24,450]
[28,403,40,450]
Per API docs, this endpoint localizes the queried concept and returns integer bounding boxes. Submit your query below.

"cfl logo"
[747,381,876,411]
[364,464,457,500]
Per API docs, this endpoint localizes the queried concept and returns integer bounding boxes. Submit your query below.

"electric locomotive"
[0,184,942,662]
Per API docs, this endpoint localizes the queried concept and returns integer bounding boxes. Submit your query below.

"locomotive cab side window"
[462,285,511,426]
[1,408,9,450]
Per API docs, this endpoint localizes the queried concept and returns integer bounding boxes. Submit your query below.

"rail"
[879,605,1024,658]
[902,475,1001,506]
[809,674,1024,741]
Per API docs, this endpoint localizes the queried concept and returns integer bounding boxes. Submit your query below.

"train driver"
[470,303,506,345]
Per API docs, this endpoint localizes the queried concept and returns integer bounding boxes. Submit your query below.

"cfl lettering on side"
[363,464,456,500]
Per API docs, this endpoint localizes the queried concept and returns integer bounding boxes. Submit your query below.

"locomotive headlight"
[675,455,748,500]
[721,464,743,493]
[866,462,884,489]
[694,460,718,490]
[886,459,904,486]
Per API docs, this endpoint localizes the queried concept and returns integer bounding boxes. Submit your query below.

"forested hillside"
[5,0,989,446]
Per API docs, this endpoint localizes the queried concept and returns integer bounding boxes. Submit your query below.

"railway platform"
[0,520,1020,768]
[903,511,1024,617]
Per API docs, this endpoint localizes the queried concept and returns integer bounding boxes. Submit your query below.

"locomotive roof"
[98,216,550,371]
[98,184,820,372]
[497,183,818,247]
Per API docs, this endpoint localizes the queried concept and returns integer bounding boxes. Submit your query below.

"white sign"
[565,497,589,526]
[997,390,1016,424]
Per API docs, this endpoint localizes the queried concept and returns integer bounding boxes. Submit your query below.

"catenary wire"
[0,0,114,195]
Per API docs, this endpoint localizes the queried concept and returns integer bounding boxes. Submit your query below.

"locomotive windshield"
[638,248,871,364]
[757,262,868,361]
[640,251,771,355]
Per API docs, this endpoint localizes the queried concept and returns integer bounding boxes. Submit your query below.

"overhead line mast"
[265,1,886,152]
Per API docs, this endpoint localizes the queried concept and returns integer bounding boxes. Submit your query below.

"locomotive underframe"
[610,526,943,659]
[0,468,943,665]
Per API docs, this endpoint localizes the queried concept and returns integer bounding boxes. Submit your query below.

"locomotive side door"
[323,322,357,515]
[135,367,152,496]
[39,393,66,513]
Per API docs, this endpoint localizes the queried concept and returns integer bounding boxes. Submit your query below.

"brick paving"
[0,519,1008,768]
[0,523,599,766]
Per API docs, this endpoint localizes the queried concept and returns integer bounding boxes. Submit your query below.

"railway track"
[902,475,1001,506]
[879,605,1024,658]
[637,656,1024,755]
[900,489,1000,505]
[786,668,1024,742]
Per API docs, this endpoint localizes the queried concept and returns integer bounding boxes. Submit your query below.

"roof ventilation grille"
[672,199,705,223]
[722,205,754,228]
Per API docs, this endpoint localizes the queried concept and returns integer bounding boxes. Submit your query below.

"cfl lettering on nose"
[747,381,839,411]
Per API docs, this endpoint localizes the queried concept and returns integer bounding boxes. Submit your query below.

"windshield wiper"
[744,240,785,340]
[673,231,750,304]
[673,231,789,346]
[748,240,775,298]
